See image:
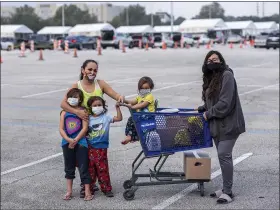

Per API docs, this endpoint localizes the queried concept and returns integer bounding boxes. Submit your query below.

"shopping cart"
[121,106,213,201]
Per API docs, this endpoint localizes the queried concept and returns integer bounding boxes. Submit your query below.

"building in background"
[1,6,16,17]
[75,3,125,22]
[34,3,58,20]
[155,12,172,24]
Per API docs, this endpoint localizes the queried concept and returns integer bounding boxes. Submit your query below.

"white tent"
[116,25,155,34]
[37,26,72,35]
[1,24,33,38]
[68,23,115,36]
[179,18,228,34]
[225,21,256,36]
[153,25,180,33]
[254,21,278,34]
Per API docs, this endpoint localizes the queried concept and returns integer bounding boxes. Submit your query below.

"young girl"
[59,88,93,201]
[122,76,155,145]
[86,96,123,198]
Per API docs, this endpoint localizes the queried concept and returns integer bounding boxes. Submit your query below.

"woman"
[197,50,245,204]
[60,59,125,198]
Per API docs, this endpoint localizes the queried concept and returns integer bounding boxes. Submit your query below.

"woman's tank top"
[77,80,103,110]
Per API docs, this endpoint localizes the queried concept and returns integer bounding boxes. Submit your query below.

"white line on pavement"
[239,83,279,96]
[152,152,253,210]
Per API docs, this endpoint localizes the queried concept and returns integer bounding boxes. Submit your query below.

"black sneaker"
[104,191,114,197]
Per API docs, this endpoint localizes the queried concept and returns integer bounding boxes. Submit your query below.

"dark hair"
[138,76,154,90]
[202,50,227,102]
[66,88,84,106]
[87,96,108,115]
[79,59,98,80]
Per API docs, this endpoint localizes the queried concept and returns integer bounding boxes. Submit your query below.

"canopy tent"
[1,24,33,38]
[116,25,155,34]
[254,21,278,34]
[37,26,72,35]
[225,21,256,36]
[179,18,228,34]
[68,23,115,36]
[153,25,180,33]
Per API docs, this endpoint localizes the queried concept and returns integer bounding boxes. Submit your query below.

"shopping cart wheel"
[199,183,204,197]
[123,189,135,201]
[123,180,133,189]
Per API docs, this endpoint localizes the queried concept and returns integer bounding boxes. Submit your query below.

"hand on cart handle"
[118,102,132,109]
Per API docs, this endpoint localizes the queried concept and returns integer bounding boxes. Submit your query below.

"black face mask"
[207,63,222,71]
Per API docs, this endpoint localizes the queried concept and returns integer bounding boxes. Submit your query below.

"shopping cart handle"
[156,108,196,112]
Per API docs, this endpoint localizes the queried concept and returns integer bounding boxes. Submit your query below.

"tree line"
[1,3,279,33]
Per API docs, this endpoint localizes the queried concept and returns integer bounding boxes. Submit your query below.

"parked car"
[27,34,53,50]
[181,33,194,47]
[254,35,268,48]
[227,34,243,44]
[131,34,154,48]
[61,36,97,50]
[153,33,174,48]
[266,31,279,50]
[100,29,117,49]
[114,33,134,49]
[193,34,210,45]
[0,37,14,51]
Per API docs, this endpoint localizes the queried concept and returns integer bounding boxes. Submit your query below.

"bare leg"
[64,179,73,200]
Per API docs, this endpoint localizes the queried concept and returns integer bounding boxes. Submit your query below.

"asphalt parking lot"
[1,45,279,209]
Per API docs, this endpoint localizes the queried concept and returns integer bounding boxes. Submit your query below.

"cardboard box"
[183,150,211,180]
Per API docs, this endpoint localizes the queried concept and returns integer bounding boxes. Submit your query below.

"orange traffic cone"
[162,42,166,50]
[174,42,178,49]
[38,49,44,61]
[97,39,102,56]
[230,42,233,49]
[73,48,78,57]
[239,43,243,49]
[145,42,149,51]
[196,41,200,48]
[122,43,126,53]
[206,42,211,49]
[0,56,3,64]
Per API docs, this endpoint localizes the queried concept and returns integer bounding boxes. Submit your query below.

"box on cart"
[183,150,211,180]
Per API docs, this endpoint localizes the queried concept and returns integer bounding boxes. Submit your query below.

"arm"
[125,98,138,105]
[99,80,123,101]
[73,119,88,142]
[131,101,150,110]
[113,103,123,122]
[205,71,235,120]
[59,111,74,144]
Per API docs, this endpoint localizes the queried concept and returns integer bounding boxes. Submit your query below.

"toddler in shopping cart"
[121,76,155,145]
[86,96,123,198]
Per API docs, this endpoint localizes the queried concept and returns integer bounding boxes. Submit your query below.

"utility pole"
[151,13,154,27]
[62,4,65,37]
[256,2,259,17]
[126,8,129,26]
[262,2,265,17]
[209,4,212,19]
[170,1,174,38]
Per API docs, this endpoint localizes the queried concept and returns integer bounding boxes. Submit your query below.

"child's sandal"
[84,195,94,201]
[63,192,73,200]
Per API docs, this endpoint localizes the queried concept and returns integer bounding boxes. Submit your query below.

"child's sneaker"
[104,191,114,197]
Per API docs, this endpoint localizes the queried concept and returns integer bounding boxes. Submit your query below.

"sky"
[1,1,279,19]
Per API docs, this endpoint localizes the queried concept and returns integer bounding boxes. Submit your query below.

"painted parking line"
[152,152,253,210]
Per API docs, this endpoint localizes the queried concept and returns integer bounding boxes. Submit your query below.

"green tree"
[110,4,161,28]
[52,4,98,26]
[193,2,225,19]
[9,5,42,32]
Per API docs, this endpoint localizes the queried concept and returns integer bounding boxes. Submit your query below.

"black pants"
[62,144,91,184]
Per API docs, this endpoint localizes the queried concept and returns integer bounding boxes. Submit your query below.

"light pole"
[170,1,174,38]
[62,4,65,37]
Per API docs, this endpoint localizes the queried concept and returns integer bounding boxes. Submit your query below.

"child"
[86,96,122,197]
[122,76,155,145]
[59,88,93,201]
